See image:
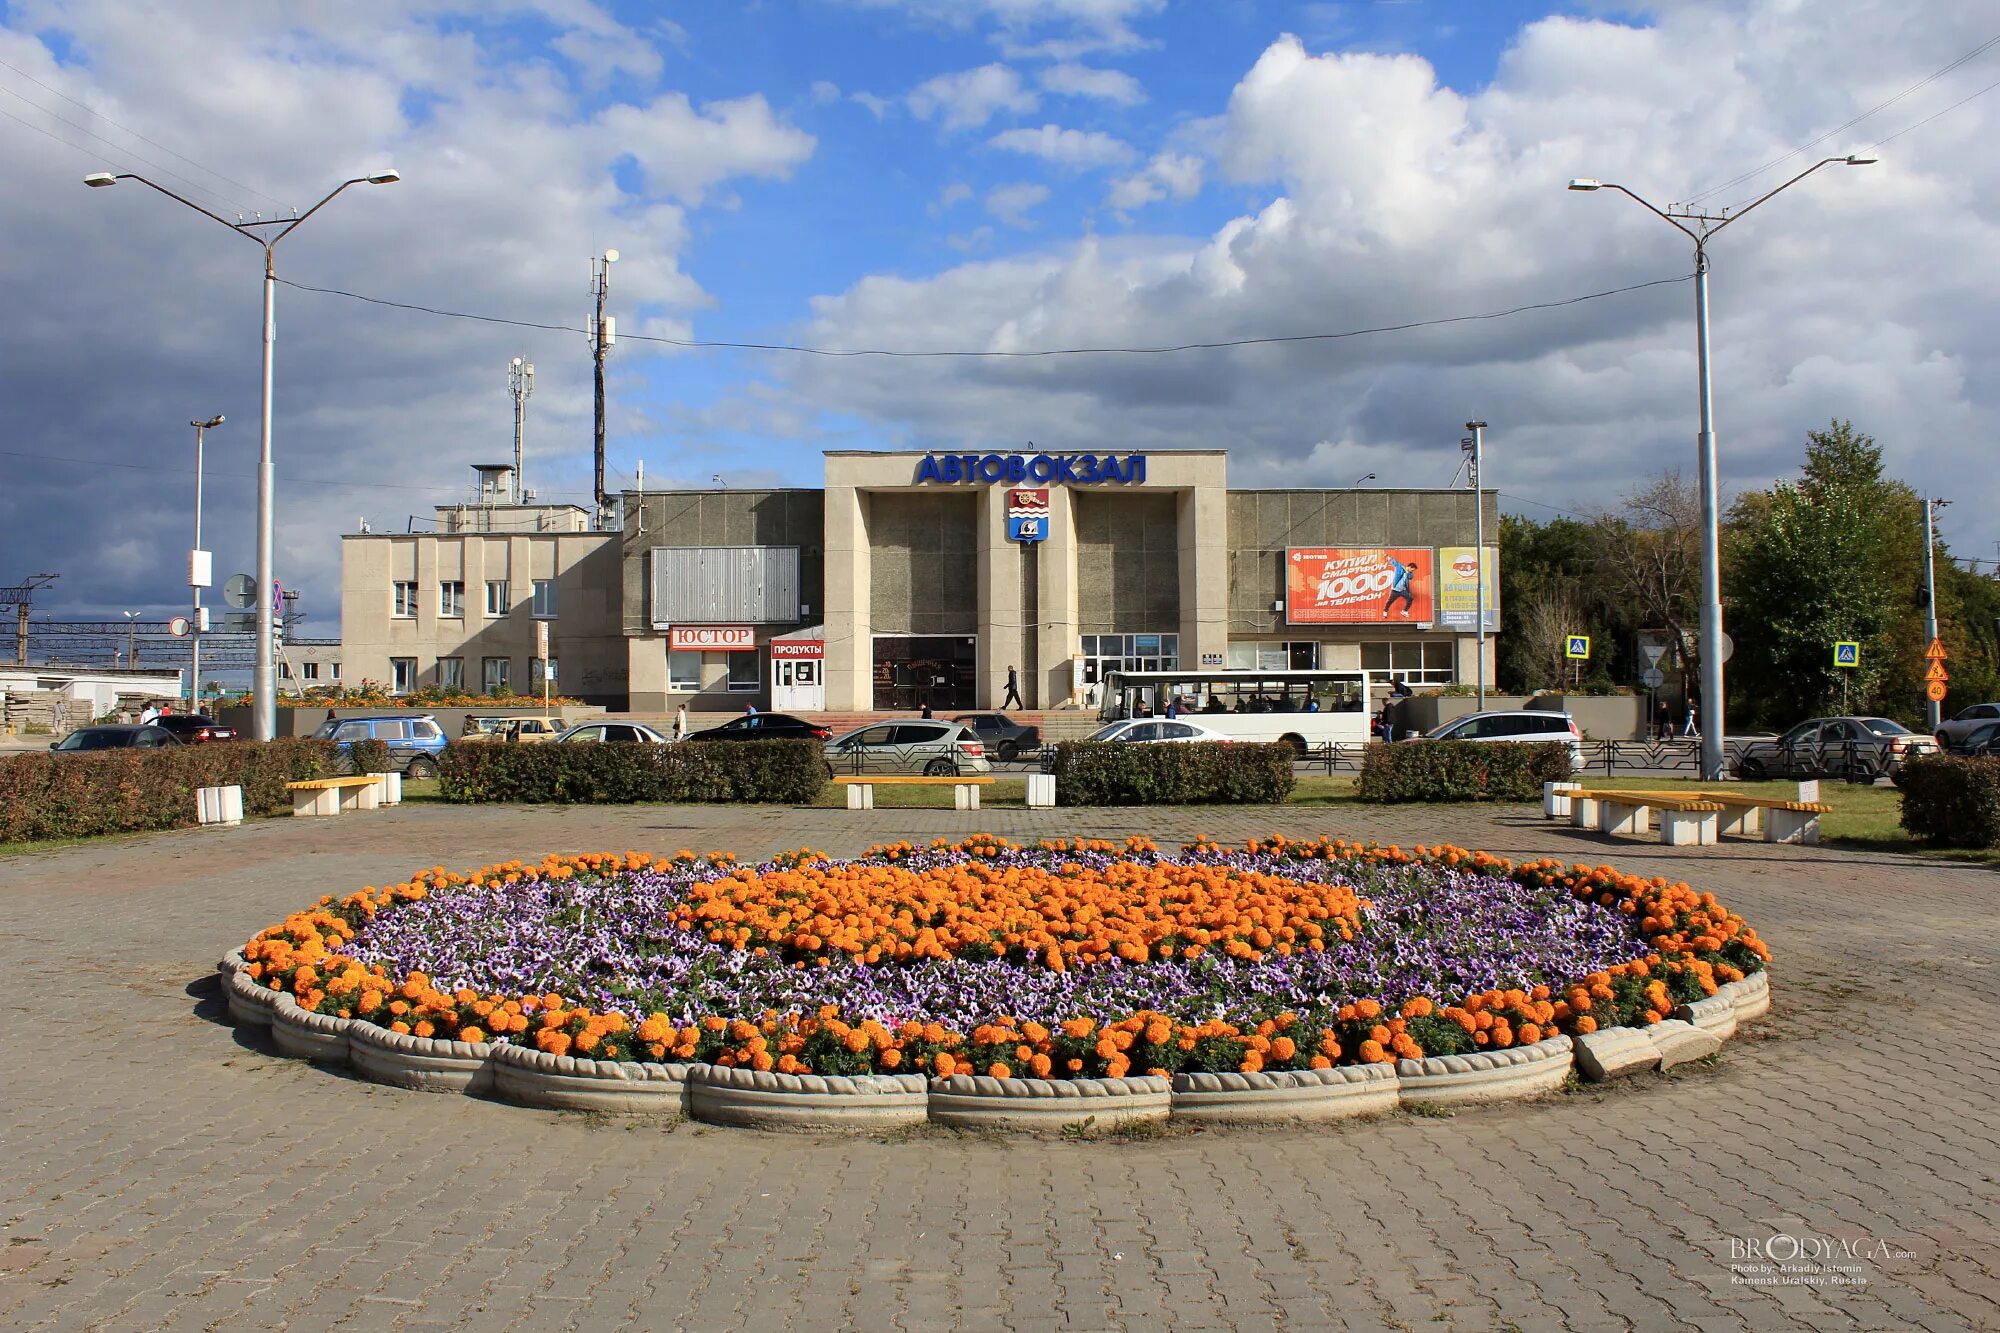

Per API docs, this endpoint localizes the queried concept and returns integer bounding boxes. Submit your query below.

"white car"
[1413,709,1584,768]
[554,721,671,744]
[1086,718,1233,744]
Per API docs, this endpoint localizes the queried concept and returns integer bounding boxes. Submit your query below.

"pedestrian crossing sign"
[1565,635,1591,660]
[1833,641,1859,668]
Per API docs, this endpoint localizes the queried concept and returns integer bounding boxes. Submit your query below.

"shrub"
[1044,741,1295,806]
[1355,740,1573,803]
[0,738,340,844]
[346,739,395,775]
[1898,754,2000,847]
[438,739,826,805]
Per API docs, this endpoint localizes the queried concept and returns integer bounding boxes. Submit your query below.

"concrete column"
[824,485,871,710]
[1037,486,1080,707]
[1179,483,1228,671]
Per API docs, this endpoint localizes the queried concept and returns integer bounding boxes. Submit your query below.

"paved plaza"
[1,801,1996,1332]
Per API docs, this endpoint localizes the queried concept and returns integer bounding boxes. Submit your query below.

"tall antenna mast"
[509,356,534,503]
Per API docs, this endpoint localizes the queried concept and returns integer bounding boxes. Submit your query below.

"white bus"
[1096,668,1375,754]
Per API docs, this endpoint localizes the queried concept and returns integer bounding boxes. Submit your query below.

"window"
[530,657,554,688]
[439,581,465,618]
[890,723,950,745]
[532,579,558,618]
[485,581,509,616]
[668,650,702,692]
[410,720,440,740]
[302,662,320,682]
[373,720,410,741]
[393,582,418,618]
[1079,632,1180,684]
[437,657,465,690]
[1228,642,1317,671]
[331,661,341,681]
[1360,640,1455,686]
[334,721,371,743]
[726,652,759,693]
[391,658,416,693]
[482,657,511,693]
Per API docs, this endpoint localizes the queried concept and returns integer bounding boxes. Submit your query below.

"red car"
[150,713,239,743]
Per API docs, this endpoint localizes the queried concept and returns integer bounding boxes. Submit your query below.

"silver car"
[824,719,992,776]
[1412,709,1585,769]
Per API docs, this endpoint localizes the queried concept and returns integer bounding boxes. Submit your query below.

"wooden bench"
[833,775,996,811]
[1607,789,1832,845]
[1570,789,1727,846]
[287,775,387,817]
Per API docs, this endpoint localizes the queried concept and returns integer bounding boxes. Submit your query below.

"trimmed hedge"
[347,739,395,775]
[1898,754,2000,847]
[1356,740,1573,803]
[1045,741,1295,806]
[0,738,340,844]
[439,738,827,805]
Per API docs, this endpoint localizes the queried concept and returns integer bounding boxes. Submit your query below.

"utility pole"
[1464,421,1488,710]
[191,415,223,705]
[589,249,619,528]
[509,357,534,504]
[1923,492,1944,732]
[4,574,59,665]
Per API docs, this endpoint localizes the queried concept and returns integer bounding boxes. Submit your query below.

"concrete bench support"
[845,783,874,810]
[1715,805,1762,837]
[1570,796,1601,831]
[1599,801,1650,837]
[1543,781,1580,820]
[1766,807,1822,845]
[1025,773,1056,808]
[196,784,244,827]
[290,779,382,817]
[954,783,980,811]
[1660,807,1718,847]
[368,771,402,806]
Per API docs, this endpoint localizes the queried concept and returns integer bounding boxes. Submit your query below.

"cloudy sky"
[2,0,1995,642]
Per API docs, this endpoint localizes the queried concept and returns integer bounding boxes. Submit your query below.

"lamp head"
[1843,153,1878,166]
[1466,420,1487,431]
[194,414,224,429]
[365,168,401,185]
[603,248,619,263]
[1567,178,1603,192]
[84,172,119,188]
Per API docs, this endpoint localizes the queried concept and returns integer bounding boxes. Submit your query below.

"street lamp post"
[122,610,138,667]
[1568,154,1874,780]
[190,414,223,706]
[1464,421,1488,710]
[87,167,400,740]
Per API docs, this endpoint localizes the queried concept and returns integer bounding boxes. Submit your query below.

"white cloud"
[809,79,842,104]
[989,122,1135,168]
[907,63,1037,130]
[986,181,1051,225]
[931,181,975,216]
[779,6,2000,564]
[1040,61,1143,105]
[849,0,1163,58]
[850,90,894,119]
[1106,150,1203,211]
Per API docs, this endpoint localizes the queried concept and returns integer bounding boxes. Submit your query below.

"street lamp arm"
[267,177,375,246]
[95,173,265,245]
[1701,157,1852,239]
[1599,182,1702,247]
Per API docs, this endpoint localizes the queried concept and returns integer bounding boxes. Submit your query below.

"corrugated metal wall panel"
[651,547,799,626]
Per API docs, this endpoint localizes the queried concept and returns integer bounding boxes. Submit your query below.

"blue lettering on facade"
[912,450,1147,485]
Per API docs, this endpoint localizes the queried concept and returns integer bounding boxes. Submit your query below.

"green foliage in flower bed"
[438,738,826,805]
[1355,740,1573,803]
[1897,754,2000,847]
[1044,741,1295,806]
[0,738,339,843]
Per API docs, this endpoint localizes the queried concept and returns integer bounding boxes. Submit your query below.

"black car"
[50,724,181,752]
[683,712,833,743]
[150,712,239,743]
[1943,720,2000,757]
[949,712,1041,762]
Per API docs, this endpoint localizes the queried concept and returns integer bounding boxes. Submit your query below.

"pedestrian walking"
[744,702,757,717]
[1683,701,1699,738]
[1002,665,1024,710]
[674,704,687,741]
[1656,700,1671,741]
[920,702,933,719]
[139,703,159,725]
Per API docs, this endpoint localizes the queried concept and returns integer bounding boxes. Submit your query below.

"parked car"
[50,724,181,752]
[554,721,670,744]
[1411,710,1586,768]
[311,714,449,778]
[149,713,238,743]
[950,713,1040,761]
[824,719,990,776]
[1084,718,1232,744]
[457,715,515,742]
[1732,716,1937,783]
[1935,702,2000,749]
[500,717,564,743]
[1941,719,2000,757]
[684,713,833,743]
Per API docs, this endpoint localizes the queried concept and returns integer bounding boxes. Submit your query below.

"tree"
[1593,473,1704,689]
[1497,513,1603,694]
[1512,583,1587,693]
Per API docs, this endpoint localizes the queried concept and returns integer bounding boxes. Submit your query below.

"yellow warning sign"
[1927,680,1948,702]
[1925,660,1950,683]
[1925,637,1949,661]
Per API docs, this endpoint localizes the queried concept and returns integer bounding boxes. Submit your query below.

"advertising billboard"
[1285,548,1434,624]
[1436,546,1500,632]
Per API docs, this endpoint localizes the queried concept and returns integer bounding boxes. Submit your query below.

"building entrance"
[872,636,977,711]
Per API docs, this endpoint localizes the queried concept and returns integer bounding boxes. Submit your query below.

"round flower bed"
[233,835,1769,1091]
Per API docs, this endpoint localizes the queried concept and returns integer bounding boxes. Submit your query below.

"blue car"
[312,713,448,778]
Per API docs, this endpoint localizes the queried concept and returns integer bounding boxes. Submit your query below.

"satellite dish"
[224,574,257,610]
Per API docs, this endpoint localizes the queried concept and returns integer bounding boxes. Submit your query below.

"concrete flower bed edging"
[224,967,281,1029]
[1673,992,1739,1041]
[1721,971,1770,1022]
[687,1064,928,1132]
[346,1021,495,1094]
[928,1073,1172,1131]
[1395,1035,1574,1107]
[489,1044,702,1115]
[1170,1063,1398,1123]
[270,996,354,1066]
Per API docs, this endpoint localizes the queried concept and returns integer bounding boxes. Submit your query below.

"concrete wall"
[1075,493,1179,633]
[867,492,977,635]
